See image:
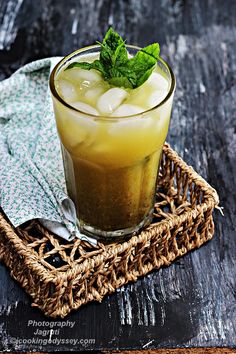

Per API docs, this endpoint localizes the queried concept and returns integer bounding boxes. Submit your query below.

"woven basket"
[0,144,219,318]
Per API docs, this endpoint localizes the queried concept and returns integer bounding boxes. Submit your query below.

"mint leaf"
[65,28,160,89]
[100,28,128,67]
[108,76,133,89]
[107,65,137,88]
[65,60,107,77]
[127,43,160,87]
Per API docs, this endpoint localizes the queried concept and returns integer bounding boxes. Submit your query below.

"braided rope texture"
[0,144,219,318]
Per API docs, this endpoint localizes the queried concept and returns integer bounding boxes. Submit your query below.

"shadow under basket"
[0,144,219,318]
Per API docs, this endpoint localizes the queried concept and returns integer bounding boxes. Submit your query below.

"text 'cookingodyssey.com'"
[10,337,96,346]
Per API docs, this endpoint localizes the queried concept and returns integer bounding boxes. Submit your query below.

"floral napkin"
[0,58,96,245]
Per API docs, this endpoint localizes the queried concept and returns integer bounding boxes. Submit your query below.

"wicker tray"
[0,144,219,318]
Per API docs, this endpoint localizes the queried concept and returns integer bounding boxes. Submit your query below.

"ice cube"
[97,88,128,115]
[109,116,152,136]
[64,68,102,83]
[62,124,87,147]
[61,110,98,149]
[85,86,106,101]
[146,72,169,91]
[58,79,78,102]
[111,104,144,117]
[147,89,168,108]
[70,101,99,115]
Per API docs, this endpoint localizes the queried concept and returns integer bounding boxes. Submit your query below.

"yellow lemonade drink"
[50,33,175,240]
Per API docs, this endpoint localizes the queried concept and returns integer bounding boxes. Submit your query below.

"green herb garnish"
[65,27,160,89]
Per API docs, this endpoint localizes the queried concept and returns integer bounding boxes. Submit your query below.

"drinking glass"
[50,45,175,241]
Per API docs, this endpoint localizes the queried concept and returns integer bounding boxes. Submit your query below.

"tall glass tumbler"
[50,45,175,240]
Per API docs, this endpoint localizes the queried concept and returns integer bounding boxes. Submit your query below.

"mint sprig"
[65,28,160,89]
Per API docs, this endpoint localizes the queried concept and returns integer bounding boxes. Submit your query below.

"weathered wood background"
[0,0,235,351]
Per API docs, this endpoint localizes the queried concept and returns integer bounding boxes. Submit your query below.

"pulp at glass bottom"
[63,146,162,238]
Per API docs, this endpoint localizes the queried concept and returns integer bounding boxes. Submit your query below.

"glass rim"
[49,44,176,120]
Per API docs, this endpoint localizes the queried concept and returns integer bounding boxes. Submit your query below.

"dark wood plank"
[4,350,236,354]
[0,0,235,351]
[110,350,236,354]
[6,349,236,354]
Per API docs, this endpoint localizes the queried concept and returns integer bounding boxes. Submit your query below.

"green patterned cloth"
[0,58,95,244]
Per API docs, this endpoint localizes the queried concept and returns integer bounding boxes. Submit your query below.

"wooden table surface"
[0,0,235,352]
